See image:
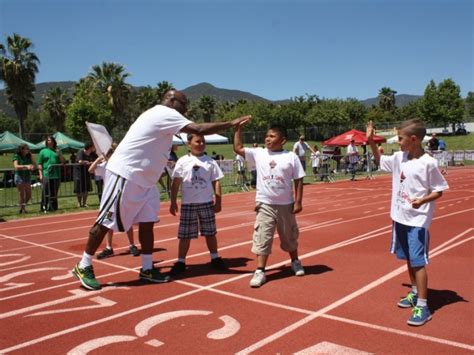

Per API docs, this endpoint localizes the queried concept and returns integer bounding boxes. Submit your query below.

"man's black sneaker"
[169,261,186,276]
[97,248,114,259]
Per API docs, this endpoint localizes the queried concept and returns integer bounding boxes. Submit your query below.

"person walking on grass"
[88,144,140,259]
[234,123,305,288]
[72,89,251,290]
[168,133,227,276]
[367,118,449,326]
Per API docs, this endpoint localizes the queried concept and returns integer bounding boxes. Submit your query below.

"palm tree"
[156,81,174,102]
[378,87,397,112]
[198,95,216,122]
[42,87,70,132]
[0,33,40,138]
[135,86,159,112]
[87,62,131,124]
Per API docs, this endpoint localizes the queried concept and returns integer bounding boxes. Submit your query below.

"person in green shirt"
[37,136,65,212]
[12,144,37,214]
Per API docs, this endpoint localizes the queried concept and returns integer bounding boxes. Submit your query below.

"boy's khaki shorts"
[251,202,299,255]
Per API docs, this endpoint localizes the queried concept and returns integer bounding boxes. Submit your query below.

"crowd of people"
[10,90,451,327]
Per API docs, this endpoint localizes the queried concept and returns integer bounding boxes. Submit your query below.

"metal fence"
[2,151,473,212]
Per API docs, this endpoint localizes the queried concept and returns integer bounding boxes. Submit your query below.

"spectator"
[346,139,359,181]
[427,133,439,151]
[12,144,37,214]
[310,145,321,180]
[74,142,95,207]
[37,136,65,212]
[438,139,446,151]
[293,135,315,172]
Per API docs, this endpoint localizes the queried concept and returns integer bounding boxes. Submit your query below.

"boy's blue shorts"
[391,222,430,267]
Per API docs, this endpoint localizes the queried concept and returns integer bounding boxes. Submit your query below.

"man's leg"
[138,222,169,282]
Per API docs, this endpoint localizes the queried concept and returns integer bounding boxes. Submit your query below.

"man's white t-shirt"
[172,154,224,204]
[293,141,310,158]
[380,151,449,228]
[107,105,192,188]
[244,148,305,205]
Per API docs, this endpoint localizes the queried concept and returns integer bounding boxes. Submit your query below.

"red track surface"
[1,168,473,354]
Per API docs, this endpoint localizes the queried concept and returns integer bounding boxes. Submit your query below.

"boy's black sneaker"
[139,268,170,283]
[169,261,186,276]
[97,248,114,259]
[210,257,227,271]
[129,245,140,257]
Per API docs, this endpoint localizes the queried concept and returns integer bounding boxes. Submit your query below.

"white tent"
[172,133,229,145]
[387,135,431,144]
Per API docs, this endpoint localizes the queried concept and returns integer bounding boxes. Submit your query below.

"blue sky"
[1,0,472,101]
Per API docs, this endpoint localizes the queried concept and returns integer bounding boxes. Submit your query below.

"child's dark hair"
[17,144,32,158]
[268,124,287,139]
[84,141,94,150]
[398,118,426,140]
[187,133,205,142]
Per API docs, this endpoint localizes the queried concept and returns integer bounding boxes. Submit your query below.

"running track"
[0,168,473,354]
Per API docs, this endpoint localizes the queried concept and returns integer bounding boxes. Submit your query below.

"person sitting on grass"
[169,133,227,276]
[234,123,306,288]
[88,144,140,259]
[367,118,449,326]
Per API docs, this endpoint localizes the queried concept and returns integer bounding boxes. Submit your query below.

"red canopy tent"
[323,129,386,146]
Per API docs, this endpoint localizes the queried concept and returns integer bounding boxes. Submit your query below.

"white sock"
[141,254,153,270]
[177,258,186,263]
[79,252,93,269]
[416,298,427,307]
[210,253,219,260]
[412,286,418,294]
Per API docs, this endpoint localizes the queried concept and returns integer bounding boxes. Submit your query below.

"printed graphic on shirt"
[191,164,208,189]
[396,171,411,208]
[263,160,284,190]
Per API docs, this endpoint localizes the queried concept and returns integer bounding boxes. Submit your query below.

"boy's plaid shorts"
[178,201,216,239]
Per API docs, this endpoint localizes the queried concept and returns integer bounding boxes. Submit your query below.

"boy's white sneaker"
[291,259,305,276]
[250,270,266,288]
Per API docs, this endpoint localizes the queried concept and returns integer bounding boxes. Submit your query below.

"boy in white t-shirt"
[310,144,321,180]
[169,133,227,276]
[234,123,306,288]
[367,118,449,326]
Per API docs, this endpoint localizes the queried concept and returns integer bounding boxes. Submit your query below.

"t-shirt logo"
[269,160,277,169]
[191,164,206,189]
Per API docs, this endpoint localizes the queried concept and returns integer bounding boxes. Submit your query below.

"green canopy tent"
[0,131,40,153]
[36,132,85,152]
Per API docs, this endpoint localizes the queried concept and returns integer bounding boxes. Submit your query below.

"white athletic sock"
[141,254,153,270]
[210,253,219,259]
[416,298,427,307]
[79,252,93,269]
[412,286,418,294]
[177,258,186,263]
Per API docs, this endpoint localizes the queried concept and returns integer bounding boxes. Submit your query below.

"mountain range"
[0,81,422,117]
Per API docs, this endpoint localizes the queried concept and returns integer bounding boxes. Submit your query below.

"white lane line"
[236,234,474,354]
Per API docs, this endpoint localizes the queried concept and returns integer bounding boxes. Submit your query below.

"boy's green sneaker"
[139,268,170,283]
[398,291,418,308]
[72,263,101,290]
[407,306,432,326]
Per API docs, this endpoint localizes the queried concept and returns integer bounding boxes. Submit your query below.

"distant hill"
[360,94,422,108]
[182,82,270,103]
[0,81,422,116]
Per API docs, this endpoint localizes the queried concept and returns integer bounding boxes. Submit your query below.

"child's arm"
[233,123,246,158]
[293,177,304,214]
[212,180,222,213]
[169,177,182,216]
[366,120,381,164]
[88,156,105,174]
[411,191,443,209]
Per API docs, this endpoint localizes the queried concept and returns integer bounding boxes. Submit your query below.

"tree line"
[1,33,473,142]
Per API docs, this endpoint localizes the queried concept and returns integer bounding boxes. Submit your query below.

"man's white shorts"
[96,170,160,232]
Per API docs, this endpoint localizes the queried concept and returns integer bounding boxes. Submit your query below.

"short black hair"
[187,133,205,142]
[398,118,426,140]
[268,124,287,139]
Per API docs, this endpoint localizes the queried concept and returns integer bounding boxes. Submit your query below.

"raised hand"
[366,120,375,142]
[231,115,252,127]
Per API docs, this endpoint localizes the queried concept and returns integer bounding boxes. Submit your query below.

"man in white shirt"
[293,135,315,172]
[72,90,251,290]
